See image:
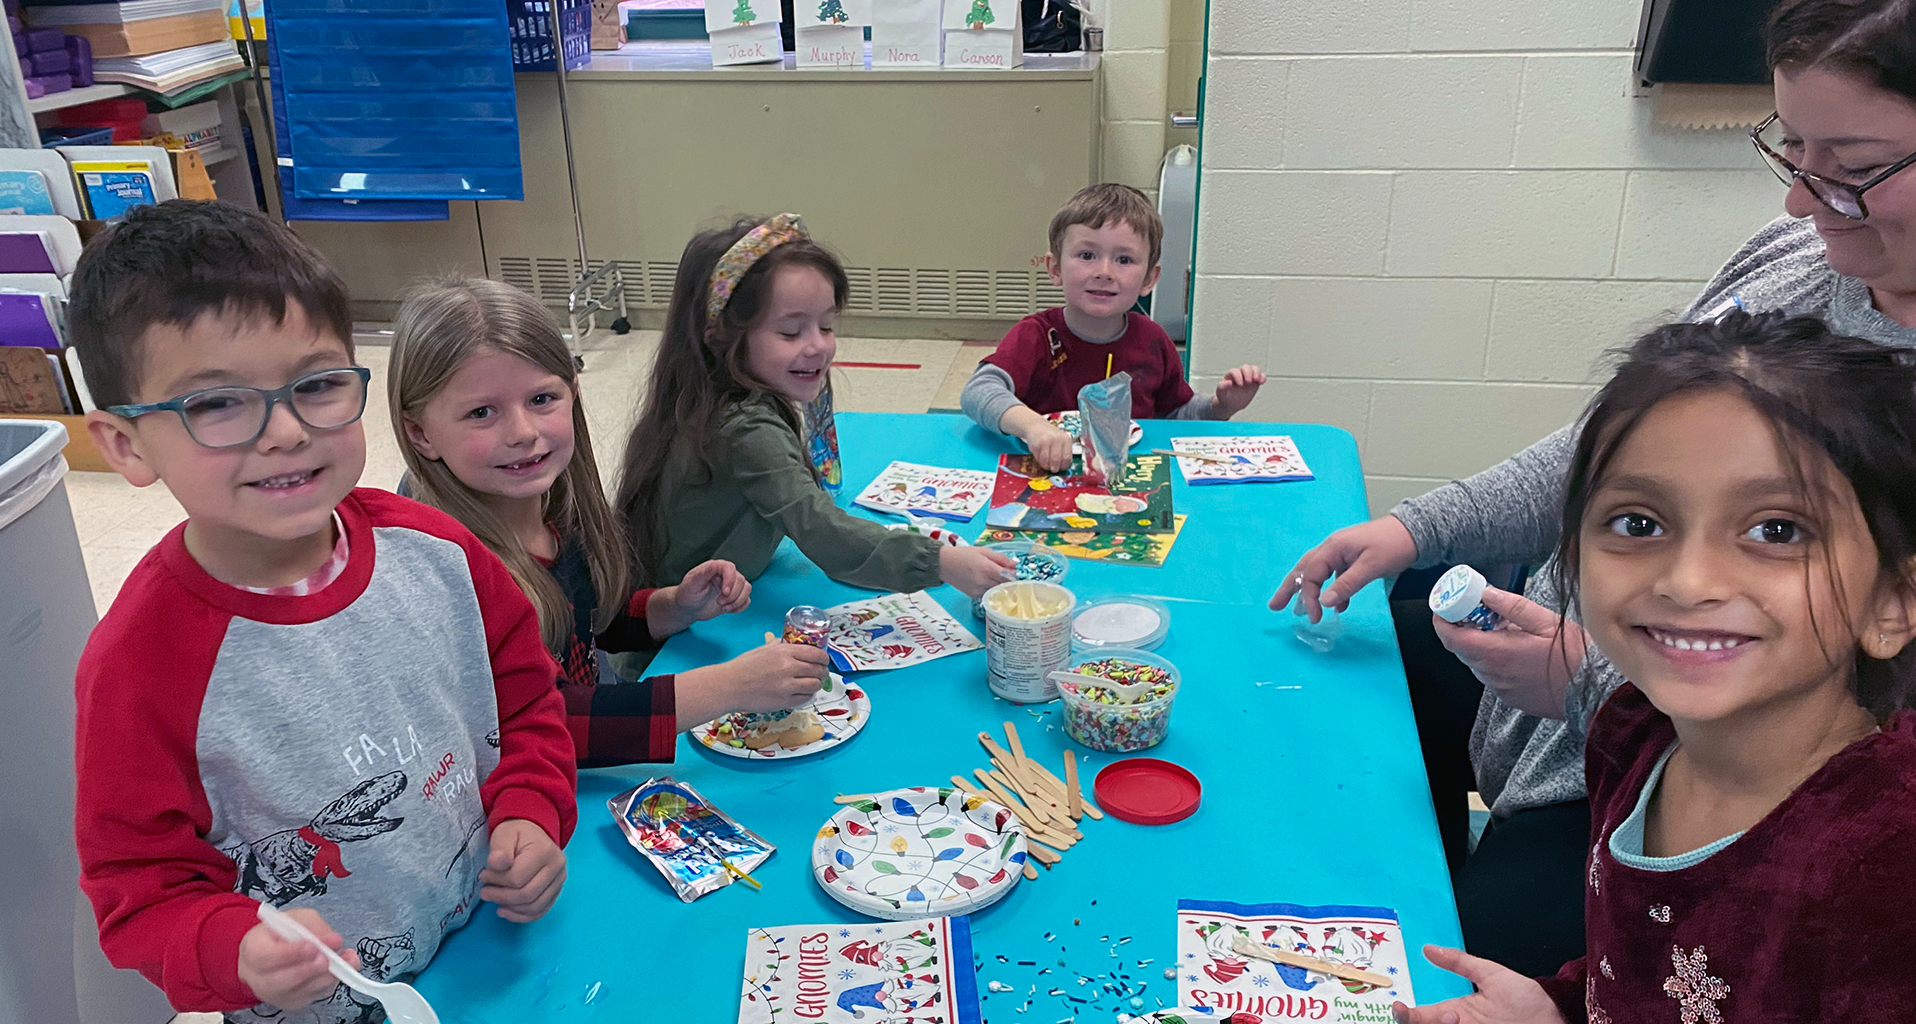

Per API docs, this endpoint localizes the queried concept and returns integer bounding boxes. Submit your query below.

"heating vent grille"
[496,257,1057,319]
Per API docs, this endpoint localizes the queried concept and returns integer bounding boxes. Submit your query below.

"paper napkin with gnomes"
[854,461,995,521]
[1176,899,1414,1022]
[738,916,982,1024]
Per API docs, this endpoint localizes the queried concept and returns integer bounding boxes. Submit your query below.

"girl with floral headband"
[615,215,1014,596]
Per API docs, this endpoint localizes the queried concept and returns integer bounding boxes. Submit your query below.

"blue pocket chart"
[267,0,524,202]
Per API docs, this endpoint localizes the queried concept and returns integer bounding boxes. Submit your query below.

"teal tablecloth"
[416,413,1468,1021]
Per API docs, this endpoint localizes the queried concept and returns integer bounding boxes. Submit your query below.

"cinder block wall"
[1188,1,1785,514]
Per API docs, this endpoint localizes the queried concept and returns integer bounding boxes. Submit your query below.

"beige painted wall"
[1188,0,1784,515]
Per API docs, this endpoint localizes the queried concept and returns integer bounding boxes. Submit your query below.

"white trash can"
[0,420,170,1024]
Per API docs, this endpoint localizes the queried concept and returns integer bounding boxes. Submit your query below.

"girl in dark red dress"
[1398,312,1916,1023]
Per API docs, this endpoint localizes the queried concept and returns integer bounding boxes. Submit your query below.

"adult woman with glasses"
[1268,0,1916,978]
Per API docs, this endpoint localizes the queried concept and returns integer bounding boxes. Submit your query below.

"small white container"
[1072,595,1170,651]
[1430,564,1502,631]
[983,581,1077,703]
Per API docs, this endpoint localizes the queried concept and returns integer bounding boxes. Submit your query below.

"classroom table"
[417,413,1469,1021]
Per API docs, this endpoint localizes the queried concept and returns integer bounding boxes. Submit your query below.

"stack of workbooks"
[24,0,243,97]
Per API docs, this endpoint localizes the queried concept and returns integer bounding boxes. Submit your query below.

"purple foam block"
[21,76,43,99]
[28,74,69,96]
[24,26,63,54]
[6,15,20,33]
[29,47,69,75]
[66,35,92,86]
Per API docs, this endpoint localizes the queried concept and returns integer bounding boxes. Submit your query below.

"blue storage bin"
[39,124,114,149]
[507,0,590,72]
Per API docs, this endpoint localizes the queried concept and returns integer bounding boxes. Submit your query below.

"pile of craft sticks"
[951,721,1104,880]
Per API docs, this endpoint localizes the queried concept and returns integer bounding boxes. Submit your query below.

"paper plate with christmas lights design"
[1045,410,1143,456]
[813,787,1028,920]
[693,673,870,760]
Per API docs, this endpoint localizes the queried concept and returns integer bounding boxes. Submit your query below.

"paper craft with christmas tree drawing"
[732,0,758,24]
[964,0,994,27]
[738,916,981,1024]
[985,453,1175,534]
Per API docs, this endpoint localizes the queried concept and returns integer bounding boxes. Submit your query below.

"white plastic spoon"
[255,902,441,1024]
[1047,670,1162,702]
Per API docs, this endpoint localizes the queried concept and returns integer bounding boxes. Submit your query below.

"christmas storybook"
[984,453,1175,534]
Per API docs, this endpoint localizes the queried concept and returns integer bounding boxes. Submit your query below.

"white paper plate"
[692,673,869,759]
[1046,410,1144,455]
[813,787,1028,920]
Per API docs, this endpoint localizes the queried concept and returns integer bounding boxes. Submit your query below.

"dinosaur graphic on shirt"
[224,771,407,906]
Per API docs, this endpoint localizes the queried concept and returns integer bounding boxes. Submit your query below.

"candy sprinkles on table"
[977,898,1172,1020]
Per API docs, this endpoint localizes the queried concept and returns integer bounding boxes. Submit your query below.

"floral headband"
[707,213,809,324]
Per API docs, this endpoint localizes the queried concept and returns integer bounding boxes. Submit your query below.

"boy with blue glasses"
[72,200,576,1024]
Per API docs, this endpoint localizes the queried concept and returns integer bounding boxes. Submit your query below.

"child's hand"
[480,819,567,923]
[1213,364,1266,419]
[727,638,830,712]
[940,545,1017,599]
[673,559,752,622]
[237,909,357,1010]
[1390,946,1567,1024]
[672,640,829,727]
[647,561,753,639]
[1024,424,1076,472]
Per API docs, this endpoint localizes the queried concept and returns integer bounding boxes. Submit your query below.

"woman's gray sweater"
[1389,215,1916,818]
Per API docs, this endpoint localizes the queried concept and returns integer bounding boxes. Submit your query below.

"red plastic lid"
[1094,758,1201,825]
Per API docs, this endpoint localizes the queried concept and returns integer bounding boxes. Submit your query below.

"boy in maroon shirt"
[960,183,1265,469]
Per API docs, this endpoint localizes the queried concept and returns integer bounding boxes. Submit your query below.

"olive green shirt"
[655,394,943,592]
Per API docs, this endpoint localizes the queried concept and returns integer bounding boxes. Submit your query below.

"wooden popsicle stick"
[835,793,880,805]
[958,770,1071,849]
[1003,721,1031,768]
[984,768,1066,828]
[1025,843,1061,865]
[1022,861,1039,881]
[1027,835,1066,855]
[1064,751,1084,820]
[1230,935,1394,989]
[1152,447,1233,464]
[1028,756,1105,821]
[996,763,1072,828]
[980,736,1042,794]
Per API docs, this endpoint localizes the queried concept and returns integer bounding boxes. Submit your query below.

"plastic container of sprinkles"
[1071,595,1170,651]
[972,540,1069,618]
[1057,648,1180,752]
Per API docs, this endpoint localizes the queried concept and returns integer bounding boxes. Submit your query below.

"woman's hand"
[1391,945,1567,1024]
[1434,587,1588,720]
[1270,515,1420,620]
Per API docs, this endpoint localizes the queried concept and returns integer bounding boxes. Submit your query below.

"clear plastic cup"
[1057,648,1180,752]
[1290,593,1343,653]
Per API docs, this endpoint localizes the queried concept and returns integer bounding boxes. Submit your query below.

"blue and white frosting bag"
[1429,564,1501,631]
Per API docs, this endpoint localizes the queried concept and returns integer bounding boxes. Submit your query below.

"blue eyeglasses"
[106,367,372,449]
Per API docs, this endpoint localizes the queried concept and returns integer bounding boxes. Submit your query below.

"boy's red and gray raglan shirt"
[74,487,577,1022]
